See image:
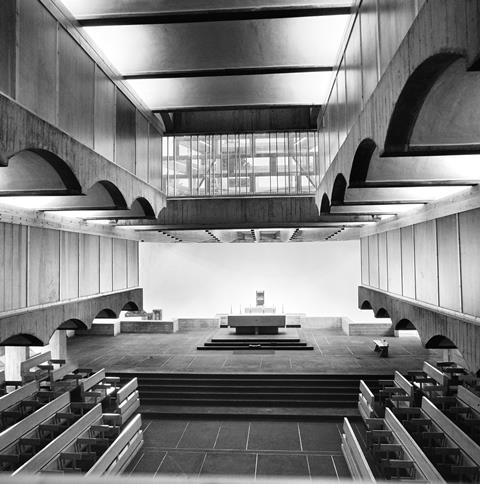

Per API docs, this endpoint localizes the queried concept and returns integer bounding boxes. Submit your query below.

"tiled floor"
[125,418,351,480]
[67,327,443,375]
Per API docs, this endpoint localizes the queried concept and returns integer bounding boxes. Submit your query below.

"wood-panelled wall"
[0,0,163,191]
[360,206,480,318]
[318,0,425,178]
[0,221,139,314]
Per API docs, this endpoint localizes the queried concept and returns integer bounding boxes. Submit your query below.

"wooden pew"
[86,414,143,475]
[365,408,445,482]
[379,371,415,412]
[20,353,52,383]
[13,403,104,475]
[106,378,140,425]
[0,381,38,414]
[79,370,119,405]
[358,380,377,421]
[409,362,450,398]
[341,417,376,481]
[399,396,480,481]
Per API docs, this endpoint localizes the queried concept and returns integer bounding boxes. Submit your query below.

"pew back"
[457,385,480,414]
[13,404,103,475]
[422,396,480,466]
[341,417,376,482]
[384,408,445,482]
[0,381,38,413]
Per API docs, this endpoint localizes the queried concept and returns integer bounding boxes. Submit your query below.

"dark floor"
[125,417,351,480]
[67,327,443,375]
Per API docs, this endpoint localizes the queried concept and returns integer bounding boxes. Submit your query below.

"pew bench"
[364,408,445,482]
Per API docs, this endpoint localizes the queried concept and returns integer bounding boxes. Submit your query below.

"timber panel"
[135,112,149,180]
[414,220,438,305]
[0,0,15,97]
[93,66,116,161]
[58,27,95,148]
[401,226,415,299]
[378,232,388,291]
[79,234,100,297]
[127,240,139,288]
[459,208,480,317]
[368,235,379,288]
[359,0,379,104]
[100,236,113,293]
[386,229,402,295]
[28,227,60,306]
[437,214,461,312]
[148,124,162,192]
[17,0,57,124]
[113,238,127,290]
[60,231,79,300]
[115,89,136,173]
[361,237,369,285]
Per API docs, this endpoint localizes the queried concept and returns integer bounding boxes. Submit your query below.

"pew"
[408,362,450,399]
[358,380,378,421]
[341,417,376,481]
[0,392,72,471]
[79,370,120,405]
[104,378,140,425]
[20,352,52,383]
[86,414,143,475]
[379,371,415,412]
[365,408,445,482]
[16,406,143,475]
[13,403,104,475]
[399,396,480,481]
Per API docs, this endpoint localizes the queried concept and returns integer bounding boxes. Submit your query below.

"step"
[197,345,314,350]
[210,338,301,343]
[136,384,362,392]
[140,398,357,407]
[140,391,356,400]
[204,341,307,346]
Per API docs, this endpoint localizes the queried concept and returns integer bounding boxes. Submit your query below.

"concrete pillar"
[4,346,29,381]
[48,330,67,360]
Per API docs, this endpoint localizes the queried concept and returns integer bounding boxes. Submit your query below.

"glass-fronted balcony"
[162,131,320,197]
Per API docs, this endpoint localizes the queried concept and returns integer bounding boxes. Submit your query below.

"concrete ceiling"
[60,0,353,110]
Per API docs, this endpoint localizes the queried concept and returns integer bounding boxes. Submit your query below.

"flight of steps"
[197,336,314,350]
[108,373,384,418]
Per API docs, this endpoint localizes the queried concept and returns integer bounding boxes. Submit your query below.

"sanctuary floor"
[67,327,443,375]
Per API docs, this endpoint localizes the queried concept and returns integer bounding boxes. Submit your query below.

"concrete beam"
[358,286,480,373]
[0,288,142,346]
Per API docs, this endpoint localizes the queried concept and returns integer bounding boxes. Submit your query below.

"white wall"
[139,240,376,321]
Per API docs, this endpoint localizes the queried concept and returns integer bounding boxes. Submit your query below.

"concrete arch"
[425,334,457,349]
[360,300,373,310]
[319,193,330,214]
[395,319,417,331]
[133,197,156,219]
[56,319,88,331]
[349,139,378,187]
[375,307,390,318]
[0,149,82,196]
[122,301,139,311]
[0,334,44,346]
[95,308,118,319]
[0,94,166,215]
[330,173,347,205]
[384,53,464,155]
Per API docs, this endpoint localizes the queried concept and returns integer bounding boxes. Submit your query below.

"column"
[4,346,29,381]
[48,330,67,360]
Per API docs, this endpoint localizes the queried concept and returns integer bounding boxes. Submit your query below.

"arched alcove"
[375,307,390,318]
[425,334,457,349]
[0,334,44,346]
[349,139,377,187]
[95,308,117,319]
[331,173,347,205]
[122,301,139,312]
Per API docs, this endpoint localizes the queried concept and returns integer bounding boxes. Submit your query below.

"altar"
[227,314,286,335]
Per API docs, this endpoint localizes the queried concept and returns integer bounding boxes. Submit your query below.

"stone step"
[140,391,357,400]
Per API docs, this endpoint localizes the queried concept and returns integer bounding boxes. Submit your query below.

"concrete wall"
[139,240,377,322]
[0,221,139,315]
[0,0,163,189]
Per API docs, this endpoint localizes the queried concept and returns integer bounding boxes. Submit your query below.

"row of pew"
[0,352,143,476]
[342,360,480,482]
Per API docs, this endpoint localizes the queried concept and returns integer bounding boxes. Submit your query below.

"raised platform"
[197,328,314,351]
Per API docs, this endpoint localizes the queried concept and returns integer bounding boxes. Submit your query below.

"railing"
[162,131,320,198]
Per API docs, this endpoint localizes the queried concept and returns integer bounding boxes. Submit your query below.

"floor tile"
[248,421,301,451]
[308,455,337,478]
[156,451,205,477]
[143,420,189,447]
[130,451,166,474]
[177,421,221,449]
[256,454,309,477]
[214,421,250,450]
[200,452,256,476]
[333,454,352,479]
[299,421,341,452]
